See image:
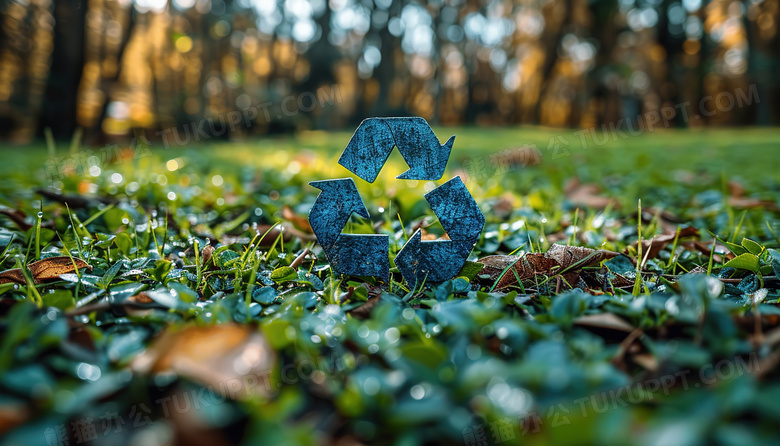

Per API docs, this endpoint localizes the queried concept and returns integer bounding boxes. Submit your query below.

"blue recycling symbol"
[308,117,485,286]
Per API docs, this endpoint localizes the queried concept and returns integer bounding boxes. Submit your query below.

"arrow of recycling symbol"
[308,178,389,280]
[308,117,484,285]
[394,176,485,285]
[338,117,455,183]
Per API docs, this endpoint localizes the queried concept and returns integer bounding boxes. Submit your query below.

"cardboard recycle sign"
[307,117,485,286]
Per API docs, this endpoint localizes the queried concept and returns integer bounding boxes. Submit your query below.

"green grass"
[0,127,779,446]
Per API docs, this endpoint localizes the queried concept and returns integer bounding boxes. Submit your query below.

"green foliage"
[0,130,778,445]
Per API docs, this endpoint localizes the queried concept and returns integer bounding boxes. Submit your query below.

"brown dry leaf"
[728,180,746,198]
[283,205,313,232]
[479,254,560,289]
[564,178,618,210]
[545,231,568,243]
[478,255,521,280]
[725,181,779,210]
[0,403,30,437]
[347,283,384,318]
[643,207,682,234]
[36,188,117,208]
[420,228,440,241]
[349,295,380,319]
[127,292,154,304]
[610,273,635,288]
[132,324,274,399]
[0,257,87,285]
[202,245,214,269]
[254,222,316,247]
[420,230,438,241]
[490,195,515,220]
[0,207,32,231]
[728,196,779,211]
[545,244,620,269]
[632,353,660,372]
[0,269,26,285]
[480,244,620,290]
[574,313,635,332]
[27,256,90,282]
[627,226,699,261]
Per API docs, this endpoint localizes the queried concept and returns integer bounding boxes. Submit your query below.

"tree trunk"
[38,0,87,140]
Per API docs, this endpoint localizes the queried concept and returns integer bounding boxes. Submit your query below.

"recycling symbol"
[308,117,485,286]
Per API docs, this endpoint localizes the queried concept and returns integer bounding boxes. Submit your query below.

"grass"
[0,126,778,446]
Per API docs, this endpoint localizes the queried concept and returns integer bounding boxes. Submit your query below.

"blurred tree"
[0,0,775,144]
[39,0,87,140]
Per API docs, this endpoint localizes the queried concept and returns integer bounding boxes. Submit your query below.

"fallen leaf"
[346,283,384,318]
[420,228,446,241]
[283,205,313,232]
[0,207,32,231]
[728,180,746,198]
[479,254,560,289]
[202,245,214,269]
[609,273,635,289]
[627,226,699,261]
[27,256,90,282]
[477,254,521,280]
[490,195,515,220]
[632,353,660,372]
[564,178,618,210]
[36,187,117,208]
[1,257,90,285]
[349,295,380,319]
[132,324,274,399]
[728,196,779,211]
[0,403,30,437]
[545,231,569,243]
[574,313,635,332]
[0,269,25,285]
[545,244,620,269]
[480,244,620,290]
[643,207,682,234]
[127,292,154,304]
[724,180,779,210]
[253,222,316,246]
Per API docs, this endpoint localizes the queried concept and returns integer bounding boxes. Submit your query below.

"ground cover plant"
[0,127,779,446]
